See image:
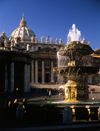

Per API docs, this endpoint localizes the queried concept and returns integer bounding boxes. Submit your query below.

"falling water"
[67,24,81,44]
[56,52,69,84]
[57,52,69,67]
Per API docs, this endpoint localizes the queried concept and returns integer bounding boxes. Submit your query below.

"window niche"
[38,61,41,67]
[45,60,50,67]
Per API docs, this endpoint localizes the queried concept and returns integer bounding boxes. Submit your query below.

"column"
[31,60,34,83]
[51,60,54,83]
[5,62,8,92]
[42,60,45,83]
[24,64,27,92]
[10,62,14,93]
[35,59,38,83]
[27,64,30,92]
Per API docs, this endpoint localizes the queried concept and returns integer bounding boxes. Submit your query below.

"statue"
[50,37,53,44]
[31,36,34,42]
[56,38,58,44]
[81,38,87,44]
[46,36,49,43]
[35,36,37,43]
[27,44,29,51]
[59,38,62,44]
[4,39,7,47]
[41,37,44,43]
[87,42,90,46]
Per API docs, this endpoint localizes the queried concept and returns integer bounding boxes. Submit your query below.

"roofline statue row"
[32,36,62,44]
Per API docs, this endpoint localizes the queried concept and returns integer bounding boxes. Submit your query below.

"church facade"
[0,15,62,93]
[0,15,100,93]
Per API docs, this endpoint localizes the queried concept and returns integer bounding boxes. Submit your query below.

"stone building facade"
[0,15,100,93]
[10,15,63,84]
[0,15,62,92]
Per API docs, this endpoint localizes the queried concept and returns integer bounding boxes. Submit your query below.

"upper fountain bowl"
[59,41,94,57]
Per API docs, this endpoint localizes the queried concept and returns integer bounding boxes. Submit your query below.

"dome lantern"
[20,14,27,27]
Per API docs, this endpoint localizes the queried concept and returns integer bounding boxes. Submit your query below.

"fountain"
[6,24,100,125]
[54,24,99,102]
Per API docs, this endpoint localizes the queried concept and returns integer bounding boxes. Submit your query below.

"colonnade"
[4,62,30,93]
[31,59,54,83]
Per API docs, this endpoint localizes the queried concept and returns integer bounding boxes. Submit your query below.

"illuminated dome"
[10,15,36,42]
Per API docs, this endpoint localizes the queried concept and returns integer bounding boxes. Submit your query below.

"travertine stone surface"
[63,106,72,124]
[16,105,25,120]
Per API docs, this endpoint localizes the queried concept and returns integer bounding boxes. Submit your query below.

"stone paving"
[0,85,100,130]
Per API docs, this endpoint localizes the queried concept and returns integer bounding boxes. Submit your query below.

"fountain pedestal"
[65,80,88,102]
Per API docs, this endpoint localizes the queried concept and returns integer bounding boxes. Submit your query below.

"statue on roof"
[4,39,7,47]
[31,36,34,42]
[41,37,44,43]
[35,36,37,43]
[50,37,53,44]
[59,38,62,44]
[56,38,58,44]
[46,36,49,43]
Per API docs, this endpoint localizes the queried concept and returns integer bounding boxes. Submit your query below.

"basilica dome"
[10,15,36,42]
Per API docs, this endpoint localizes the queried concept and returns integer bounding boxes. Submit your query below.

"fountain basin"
[59,41,93,57]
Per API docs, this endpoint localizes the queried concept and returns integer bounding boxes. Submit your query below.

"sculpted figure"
[56,38,58,44]
[41,37,44,43]
[50,37,53,44]
[27,44,29,51]
[4,39,7,47]
[59,38,62,44]
[35,36,37,43]
[31,36,34,42]
[46,36,48,43]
